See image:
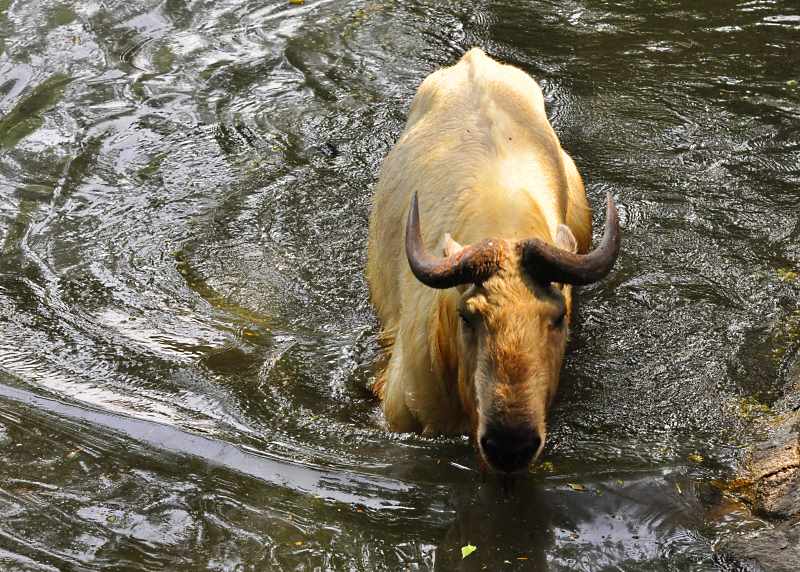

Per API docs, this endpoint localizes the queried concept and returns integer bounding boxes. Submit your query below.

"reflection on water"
[0,0,798,569]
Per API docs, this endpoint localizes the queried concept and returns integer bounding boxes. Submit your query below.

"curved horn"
[519,192,621,285]
[405,193,504,289]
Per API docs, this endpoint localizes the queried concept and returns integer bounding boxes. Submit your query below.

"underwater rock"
[748,412,800,520]
[719,526,800,572]
[718,410,800,570]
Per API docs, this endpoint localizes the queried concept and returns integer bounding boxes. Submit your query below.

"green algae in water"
[0,74,71,149]
[151,44,175,74]
[46,4,77,28]
[769,309,800,362]
[737,397,772,422]
[137,152,167,181]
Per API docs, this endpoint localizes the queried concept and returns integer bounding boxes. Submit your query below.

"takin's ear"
[555,224,578,254]
[443,233,464,257]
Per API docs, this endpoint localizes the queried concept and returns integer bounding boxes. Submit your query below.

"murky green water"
[0,0,799,569]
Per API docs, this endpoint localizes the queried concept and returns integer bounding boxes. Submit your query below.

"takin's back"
[367,47,591,335]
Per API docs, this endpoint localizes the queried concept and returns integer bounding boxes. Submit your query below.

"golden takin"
[366,48,620,473]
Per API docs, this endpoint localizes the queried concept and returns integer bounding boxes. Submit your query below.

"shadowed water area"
[0,0,799,569]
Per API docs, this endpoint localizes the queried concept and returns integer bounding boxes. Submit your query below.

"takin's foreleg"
[377,338,423,433]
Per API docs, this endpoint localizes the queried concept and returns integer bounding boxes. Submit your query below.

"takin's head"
[405,192,620,473]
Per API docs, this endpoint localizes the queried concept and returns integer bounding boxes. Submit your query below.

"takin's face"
[448,234,576,474]
[405,193,619,472]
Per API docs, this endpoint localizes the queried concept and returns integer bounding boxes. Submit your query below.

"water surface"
[1,0,799,569]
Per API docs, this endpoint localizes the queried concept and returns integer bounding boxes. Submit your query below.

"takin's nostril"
[480,425,541,473]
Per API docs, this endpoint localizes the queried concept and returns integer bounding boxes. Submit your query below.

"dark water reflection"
[0,0,799,569]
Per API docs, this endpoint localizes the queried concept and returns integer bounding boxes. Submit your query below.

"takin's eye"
[458,308,474,329]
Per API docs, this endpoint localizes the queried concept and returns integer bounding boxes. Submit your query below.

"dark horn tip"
[603,191,621,250]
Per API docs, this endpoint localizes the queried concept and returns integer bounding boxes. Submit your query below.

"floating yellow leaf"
[687,453,704,463]
[461,544,477,559]
[567,483,586,492]
[289,0,304,4]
